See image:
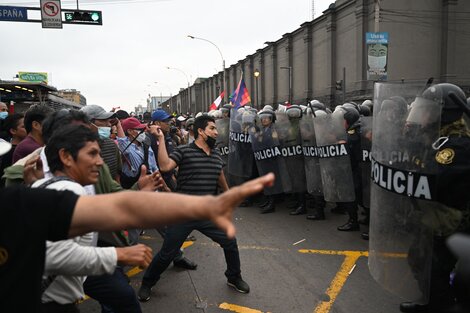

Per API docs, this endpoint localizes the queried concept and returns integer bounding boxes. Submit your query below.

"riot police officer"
[398,83,470,313]
[337,104,362,231]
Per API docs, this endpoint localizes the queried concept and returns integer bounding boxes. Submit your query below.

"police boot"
[337,207,360,231]
[290,193,307,215]
[260,197,275,214]
[306,210,325,221]
[258,198,270,208]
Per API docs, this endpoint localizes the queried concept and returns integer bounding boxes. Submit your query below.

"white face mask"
[368,55,387,69]
[136,132,146,143]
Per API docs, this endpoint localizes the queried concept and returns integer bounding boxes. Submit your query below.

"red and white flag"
[209,91,225,111]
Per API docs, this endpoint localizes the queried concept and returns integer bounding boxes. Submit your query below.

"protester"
[138,115,250,302]
[0,135,274,312]
[12,104,53,163]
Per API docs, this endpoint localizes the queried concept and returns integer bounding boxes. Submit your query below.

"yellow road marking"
[219,302,268,313]
[182,241,194,249]
[312,253,361,313]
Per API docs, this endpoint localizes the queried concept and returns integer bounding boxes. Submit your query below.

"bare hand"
[137,165,160,191]
[210,173,275,238]
[115,244,153,267]
[148,125,163,140]
[23,155,44,185]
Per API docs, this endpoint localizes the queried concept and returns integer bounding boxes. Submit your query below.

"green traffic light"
[91,12,100,21]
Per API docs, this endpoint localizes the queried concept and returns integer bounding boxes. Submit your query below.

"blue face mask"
[0,112,8,120]
[98,126,111,139]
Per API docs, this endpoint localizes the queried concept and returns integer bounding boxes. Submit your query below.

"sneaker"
[173,257,198,270]
[138,284,152,302]
[227,277,250,293]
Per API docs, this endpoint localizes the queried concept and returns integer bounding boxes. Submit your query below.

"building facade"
[164,0,469,113]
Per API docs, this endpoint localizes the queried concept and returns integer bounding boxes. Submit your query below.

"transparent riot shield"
[300,114,323,196]
[360,116,373,208]
[275,112,306,193]
[227,108,255,178]
[313,111,355,202]
[368,82,444,303]
[250,123,289,195]
[215,118,230,175]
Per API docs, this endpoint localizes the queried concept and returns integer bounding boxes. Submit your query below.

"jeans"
[84,267,142,313]
[142,220,241,287]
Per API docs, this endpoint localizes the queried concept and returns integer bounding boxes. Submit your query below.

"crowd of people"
[1,81,470,313]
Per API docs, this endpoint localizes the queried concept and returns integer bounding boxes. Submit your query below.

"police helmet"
[379,96,408,123]
[341,104,360,128]
[309,100,326,111]
[258,110,276,123]
[286,105,302,119]
[408,83,466,126]
[427,83,467,125]
[359,104,371,116]
[220,104,232,117]
[263,105,274,112]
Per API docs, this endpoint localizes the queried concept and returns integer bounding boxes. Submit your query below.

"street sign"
[0,6,28,22]
[40,0,62,29]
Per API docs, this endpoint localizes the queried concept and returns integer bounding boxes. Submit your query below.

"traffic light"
[335,80,343,91]
[64,10,102,25]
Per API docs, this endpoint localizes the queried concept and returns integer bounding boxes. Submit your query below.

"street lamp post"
[166,66,191,114]
[280,66,292,104]
[254,69,260,110]
[187,35,226,103]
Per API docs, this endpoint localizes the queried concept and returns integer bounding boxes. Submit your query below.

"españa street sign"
[0,6,28,21]
[40,0,62,29]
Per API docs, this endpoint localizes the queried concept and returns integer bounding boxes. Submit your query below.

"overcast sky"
[0,0,333,112]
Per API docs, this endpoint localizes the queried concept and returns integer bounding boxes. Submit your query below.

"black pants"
[84,267,141,313]
[41,302,79,313]
[142,220,241,287]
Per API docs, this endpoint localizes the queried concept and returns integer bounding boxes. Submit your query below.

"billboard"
[366,32,388,81]
[18,72,48,84]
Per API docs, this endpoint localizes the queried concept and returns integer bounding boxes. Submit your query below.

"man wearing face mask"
[138,115,250,302]
[81,105,123,182]
[0,102,8,120]
[118,117,158,189]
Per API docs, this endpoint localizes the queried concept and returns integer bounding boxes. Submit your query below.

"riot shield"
[313,111,355,202]
[368,82,443,303]
[360,116,373,208]
[227,108,255,178]
[250,123,289,195]
[299,114,323,196]
[215,118,230,173]
[275,112,306,193]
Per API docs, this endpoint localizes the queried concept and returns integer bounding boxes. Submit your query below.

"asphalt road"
[80,199,403,313]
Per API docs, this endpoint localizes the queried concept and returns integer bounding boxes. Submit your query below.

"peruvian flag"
[209,91,225,111]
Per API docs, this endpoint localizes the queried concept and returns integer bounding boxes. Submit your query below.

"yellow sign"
[435,148,455,165]
[18,72,48,84]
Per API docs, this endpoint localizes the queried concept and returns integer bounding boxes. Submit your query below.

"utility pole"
[374,0,380,32]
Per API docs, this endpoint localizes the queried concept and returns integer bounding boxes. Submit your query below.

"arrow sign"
[40,0,62,29]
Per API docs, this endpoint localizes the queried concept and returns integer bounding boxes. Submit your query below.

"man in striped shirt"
[138,115,250,302]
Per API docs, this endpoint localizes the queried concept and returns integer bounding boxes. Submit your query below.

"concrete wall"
[165,0,470,113]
